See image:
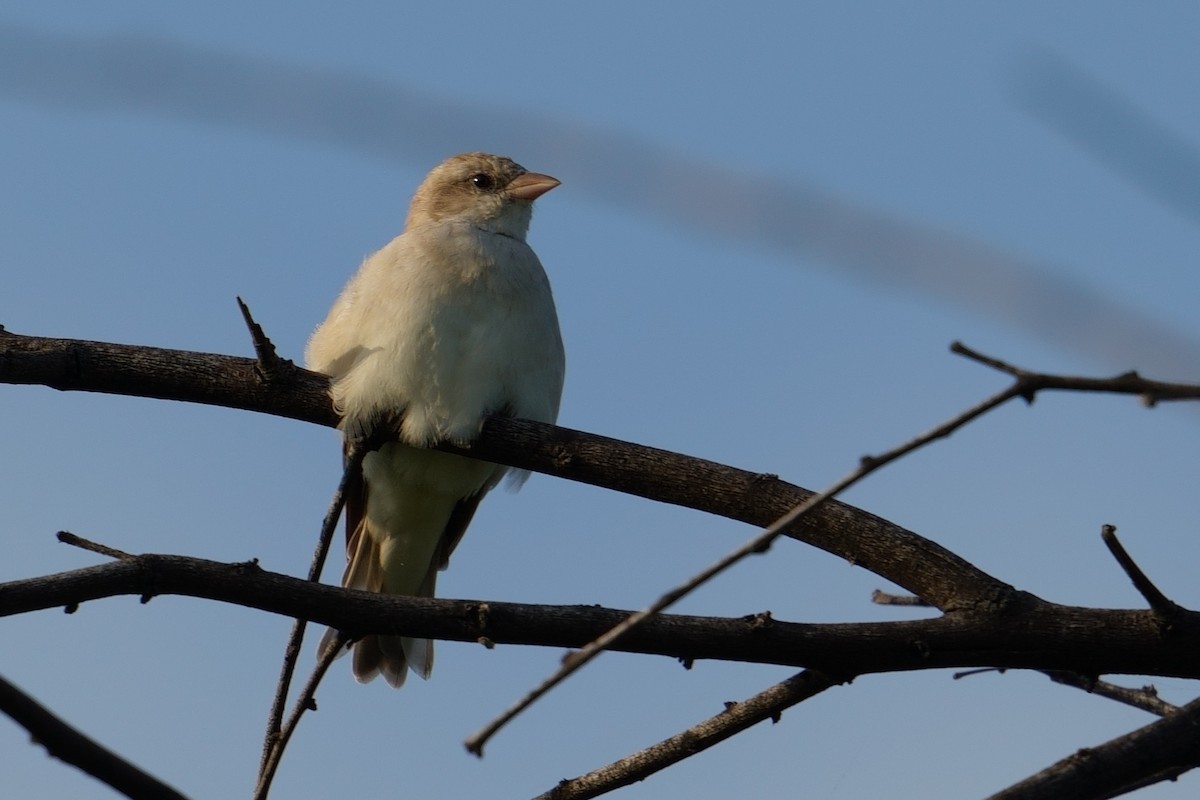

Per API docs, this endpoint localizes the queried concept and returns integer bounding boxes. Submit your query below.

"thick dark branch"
[987,697,1200,800]
[5,554,1200,679]
[0,329,1006,610]
[0,673,189,800]
[0,327,332,424]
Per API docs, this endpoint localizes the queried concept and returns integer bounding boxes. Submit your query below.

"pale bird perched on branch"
[306,152,566,687]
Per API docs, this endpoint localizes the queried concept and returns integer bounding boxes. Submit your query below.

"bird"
[305,152,565,687]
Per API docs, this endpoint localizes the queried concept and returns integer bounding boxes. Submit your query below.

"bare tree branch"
[4,551,1200,680]
[58,531,133,561]
[237,296,287,381]
[1044,672,1180,718]
[951,341,1200,405]
[256,443,363,790]
[467,367,1031,755]
[953,668,1181,718]
[986,697,1200,800]
[0,673,189,800]
[534,670,840,800]
[0,328,1013,610]
[6,329,1200,797]
[0,327,334,425]
[1101,525,1186,624]
[253,630,347,800]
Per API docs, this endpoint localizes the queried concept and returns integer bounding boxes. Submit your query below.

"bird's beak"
[506,172,560,201]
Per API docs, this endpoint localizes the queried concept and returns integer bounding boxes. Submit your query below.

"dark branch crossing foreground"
[4,325,1200,800]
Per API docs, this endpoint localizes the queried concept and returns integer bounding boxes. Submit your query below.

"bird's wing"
[433,485,490,572]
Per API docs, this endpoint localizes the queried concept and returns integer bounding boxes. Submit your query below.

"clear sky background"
[3,4,1200,799]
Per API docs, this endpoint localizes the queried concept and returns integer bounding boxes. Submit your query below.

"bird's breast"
[326,226,562,447]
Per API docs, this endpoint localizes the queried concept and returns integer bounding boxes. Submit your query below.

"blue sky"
[3,3,1200,798]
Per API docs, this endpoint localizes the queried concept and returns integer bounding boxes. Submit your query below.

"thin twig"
[1101,525,1186,623]
[236,296,286,381]
[1044,671,1180,717]
[951,341,1024,377]
[254,444,363,794]
[0,673,189,800]
[952,341,1200,405]
[253,631,348,800]
[533,670,839,800]
[465,376,1028,755]
[953,667,1001,680]
[954,667,1180,718]
[57,531,133,560]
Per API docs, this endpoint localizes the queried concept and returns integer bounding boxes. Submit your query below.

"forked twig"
[253,631,348,800]
[254,444,363,796]
[951,341,1200,405]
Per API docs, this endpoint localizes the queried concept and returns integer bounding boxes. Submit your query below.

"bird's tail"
[320,515,437,689]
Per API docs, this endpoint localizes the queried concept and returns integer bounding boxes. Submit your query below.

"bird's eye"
[470,173,495,191]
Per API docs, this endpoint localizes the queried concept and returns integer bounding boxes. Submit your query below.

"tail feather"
[317,625,410,689]
[322,444,502,687]
[397,565,438,680]
[324,512,437,687]
[356,634,409,688]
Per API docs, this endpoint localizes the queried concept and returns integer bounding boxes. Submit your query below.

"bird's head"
[405,152,560,240]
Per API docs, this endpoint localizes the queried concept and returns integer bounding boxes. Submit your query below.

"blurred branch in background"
[1016,49,1200,227]
[1,22,1198,379]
